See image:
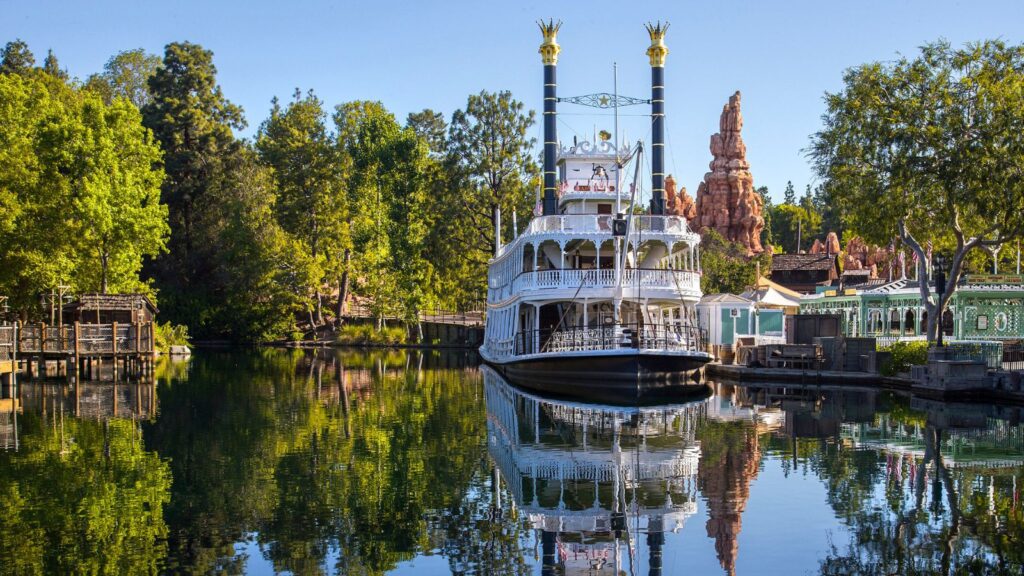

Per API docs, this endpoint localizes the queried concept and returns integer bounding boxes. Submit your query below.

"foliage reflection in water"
[0,349,1023,575]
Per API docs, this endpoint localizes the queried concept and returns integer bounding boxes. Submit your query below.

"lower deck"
[483,298,708,365]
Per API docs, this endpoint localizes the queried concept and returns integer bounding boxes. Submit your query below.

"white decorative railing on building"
[522,214,692,237]
[511,268,700,294]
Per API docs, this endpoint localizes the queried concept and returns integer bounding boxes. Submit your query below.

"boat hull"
[485,351,711,404]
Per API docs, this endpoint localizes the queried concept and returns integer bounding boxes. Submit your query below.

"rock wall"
[694,91,765,256]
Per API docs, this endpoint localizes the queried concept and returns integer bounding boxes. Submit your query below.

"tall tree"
[782,180,796,205]
[0,73,168,313]
[41,49,67,80]
[194,149,321,340]
[143,41,245,326]
[810,39,1024,341]
[257,89,346,327]
[771,203,822,254]
[335,101,435,327]
[757,185,774,251]
[87,48,161,109]
[68,94,168,293]
[405,109,447,156]
[442,90,538,305]
[0,39,35,76]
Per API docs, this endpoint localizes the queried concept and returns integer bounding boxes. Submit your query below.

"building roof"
[63,293,158,314]
[771,253,838,272]
[699,293,753,305]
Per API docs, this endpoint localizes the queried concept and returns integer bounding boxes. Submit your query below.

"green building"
[798,274,1024,343]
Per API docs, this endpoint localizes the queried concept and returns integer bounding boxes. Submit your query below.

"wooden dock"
[0,322,155,381]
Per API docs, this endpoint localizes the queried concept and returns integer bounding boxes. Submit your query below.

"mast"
[614,62,621,214]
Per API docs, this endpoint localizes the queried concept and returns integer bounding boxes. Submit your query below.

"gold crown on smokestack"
[538,19,562,65]
[645,21,670,67]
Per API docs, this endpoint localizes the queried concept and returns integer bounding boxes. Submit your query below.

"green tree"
[0,39,35,76]
[782,180,796,205]
[0,73,168,312]
[810,39,1024,341]
[757,185,774,251]
[335,101,437,329]
[73,95,168,293]
[42,49,67,80]
[257,89,346,327]
[86,48,161,109]
[194,149,321,341]
[406,108,447,155]
[700,229,772,294]
[143,41,245,328]
[442,90,538,305]
[771,203,822,254]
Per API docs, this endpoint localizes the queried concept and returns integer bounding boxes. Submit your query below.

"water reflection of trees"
[144,349,526,575]
[0,407,171,574]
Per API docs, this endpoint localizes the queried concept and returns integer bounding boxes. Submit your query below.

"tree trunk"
[337,248,351,324]
[100,251,109,295]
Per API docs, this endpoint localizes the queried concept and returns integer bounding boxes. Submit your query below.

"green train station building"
[798,275,1024,343]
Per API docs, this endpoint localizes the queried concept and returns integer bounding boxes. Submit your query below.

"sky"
[2,0,1022,203]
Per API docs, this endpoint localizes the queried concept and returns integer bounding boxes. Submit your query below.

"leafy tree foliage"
[86,48,161,108]
[0,39,35,76]
[700,229,772,294]
[258,89,346,326]
[810,39,1024,341]
[436,90,538,307]
[335,101,437,328]
[406,108,447,155]
[770,202,822,254]
[0,72,167,313]
[143,41,245,328]
[41,49,67,80]
[782,180,796,205]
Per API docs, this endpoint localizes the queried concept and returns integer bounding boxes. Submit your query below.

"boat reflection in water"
[485,365,772,575]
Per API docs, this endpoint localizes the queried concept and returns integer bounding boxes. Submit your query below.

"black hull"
[488,352,711,405]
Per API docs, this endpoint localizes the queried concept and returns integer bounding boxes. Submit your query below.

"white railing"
[522,215,692,237]
[519,323,708,356]
[512,268,700,294]
[874,335,927,347]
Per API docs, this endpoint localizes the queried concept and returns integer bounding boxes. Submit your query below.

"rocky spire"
[694,91,765,256]
[665,174,696,220]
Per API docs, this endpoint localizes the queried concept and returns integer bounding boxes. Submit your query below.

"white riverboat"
[479,21,711,399]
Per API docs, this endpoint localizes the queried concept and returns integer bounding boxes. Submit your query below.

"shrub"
[336,323,408,346]
[154,322,190,354]
[880,341,929,376]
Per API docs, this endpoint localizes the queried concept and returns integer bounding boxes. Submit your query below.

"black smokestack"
[538,20,562,216]
[646,22,669,215]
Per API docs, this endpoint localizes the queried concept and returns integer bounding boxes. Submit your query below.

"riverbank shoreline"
[707,362,1024,406]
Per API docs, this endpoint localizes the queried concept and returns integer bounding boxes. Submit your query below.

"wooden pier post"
[74,321,81,378]
[112,321,119,382]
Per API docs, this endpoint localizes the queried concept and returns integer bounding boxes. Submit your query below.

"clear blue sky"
[3,0,1021,203]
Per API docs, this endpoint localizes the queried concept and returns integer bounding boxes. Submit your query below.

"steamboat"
[479,21,711,399]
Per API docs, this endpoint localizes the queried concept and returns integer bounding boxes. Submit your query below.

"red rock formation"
[809,232,841,255]
[841,235,897,280]
[695,91,765,256]
[665,174,697,220]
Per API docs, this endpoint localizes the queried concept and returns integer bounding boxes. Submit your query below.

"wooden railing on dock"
[3,322,154,356]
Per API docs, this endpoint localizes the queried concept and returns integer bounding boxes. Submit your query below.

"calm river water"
[2,349,1024,575]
